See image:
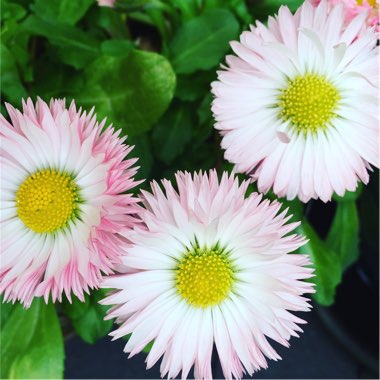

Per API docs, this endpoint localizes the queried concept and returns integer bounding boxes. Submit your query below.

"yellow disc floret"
[278,73,340,134]
[175,245,234,308]
[16,169,79,234]
[357,0,375,7]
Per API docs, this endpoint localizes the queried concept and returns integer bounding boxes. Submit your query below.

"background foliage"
[1,0,378,378]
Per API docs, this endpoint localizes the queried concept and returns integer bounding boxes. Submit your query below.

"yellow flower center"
[16,169,80,234]
[278,74,340,134]
[357,0,375,7]
[175,245,234,308]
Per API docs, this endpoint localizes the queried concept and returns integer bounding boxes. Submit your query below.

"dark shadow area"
[65,307,378,379]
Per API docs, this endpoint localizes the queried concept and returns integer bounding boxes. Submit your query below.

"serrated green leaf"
[63,290,113,344]
[74,50,176,136]
[1,300,64,379]
[152,102,193,164]
[298,221,342,306]
[169,9,239,74]
[326,201,360,270]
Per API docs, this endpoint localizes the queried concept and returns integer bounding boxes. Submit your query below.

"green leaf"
[2,27,32,82]
[63,289,113,344]
[326,201,360,270]
[1,300,64,379]
[193,93,214,146]
[203,0,252,24]
[32,54,83,98]
[33,0,94,25]
[0,302,39,378]
[175,71,215,101]
[74,50,176,136]
[165,0,199,21]
[197,93,213,126]
[90,7,130,39]
[115,0,155,12]
[1,1,27,22]
[101,39,134,56]
[0,43,28,106]
[22,15,100,69]
[0,297,15,328]
[152,102,193,164]
[22,15,99,52]
[298,221,342,306]
[169,8,239,74]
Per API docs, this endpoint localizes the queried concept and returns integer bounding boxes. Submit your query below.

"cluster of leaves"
[1,0,378,378]
[2,0,250,183]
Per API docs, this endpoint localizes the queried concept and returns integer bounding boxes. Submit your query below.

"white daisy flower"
[102,170,315,379]
[212,0,379,202]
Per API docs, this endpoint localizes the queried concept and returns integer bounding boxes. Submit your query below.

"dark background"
[65,263,379,379]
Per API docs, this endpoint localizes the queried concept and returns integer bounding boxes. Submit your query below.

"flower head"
[311,0,380,32]
[212,0,379,202]
[102,170,314,379]
[0,98,140,307]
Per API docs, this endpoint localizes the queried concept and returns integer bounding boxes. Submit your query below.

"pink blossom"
[0,98,141,307]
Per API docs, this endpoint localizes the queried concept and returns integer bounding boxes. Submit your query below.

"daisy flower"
[311,0,380,32]
[212,0,379,202]
[0,98,140,307]
[102,170,314,379]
